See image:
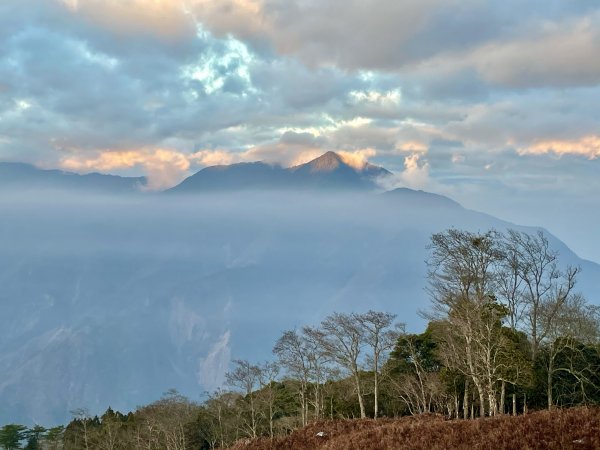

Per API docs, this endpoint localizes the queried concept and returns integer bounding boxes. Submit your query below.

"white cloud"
[400,153,430,188]
[376,152,431,191]
[337,148,377,170]
[396,141,428,153]
[519,136,600,159]
[60,149,191,191]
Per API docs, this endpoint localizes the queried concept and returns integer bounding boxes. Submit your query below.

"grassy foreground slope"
[229,408,600,450]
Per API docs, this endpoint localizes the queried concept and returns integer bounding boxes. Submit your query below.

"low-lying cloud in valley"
[1,185,599,424]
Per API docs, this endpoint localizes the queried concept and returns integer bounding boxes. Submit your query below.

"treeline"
[2,228,600,450]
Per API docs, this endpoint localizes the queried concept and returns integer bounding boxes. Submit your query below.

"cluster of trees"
[0,391,203,450]
[419,229,600,417]
[2,229,599,450]
[0,424,63,450]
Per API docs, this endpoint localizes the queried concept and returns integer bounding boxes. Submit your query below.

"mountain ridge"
[168,151,392,193]
[0,161,147,193]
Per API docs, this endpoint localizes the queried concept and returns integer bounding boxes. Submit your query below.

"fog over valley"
[1,170,598,424]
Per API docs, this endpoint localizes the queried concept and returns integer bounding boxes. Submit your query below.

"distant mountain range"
[0,162,146,193]
[0,152,391,194]
[0,152,599,425]
[168,151,391,193]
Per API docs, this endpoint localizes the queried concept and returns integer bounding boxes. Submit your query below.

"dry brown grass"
[228,407,600,450]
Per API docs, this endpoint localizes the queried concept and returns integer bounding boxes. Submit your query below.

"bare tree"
[304,312,367,418]
[69,408,94,450]
[537,294,600,408]
[226,360,262,438]
[198,389,241,449]
[387,329,444,415]
[356,310,403,418]
[425,229,509,416]
[134,390,198,450]
[497,232,526,331]
[505,230,579,359]
[257,361,280,439]
[273,330,311,426]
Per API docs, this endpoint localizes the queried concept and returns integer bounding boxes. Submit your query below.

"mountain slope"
[169,162,289,192]
[382,187,462,209]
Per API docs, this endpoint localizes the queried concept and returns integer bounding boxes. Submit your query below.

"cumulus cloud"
[190,149,237,167]
[337,149,378,170]
[400,153,431,188]
[376,152,431,191]
[61,149,191,191]
[519,136,600,159]
[396,141,429,154]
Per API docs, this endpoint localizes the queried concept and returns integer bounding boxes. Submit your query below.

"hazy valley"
[1,153,599,426]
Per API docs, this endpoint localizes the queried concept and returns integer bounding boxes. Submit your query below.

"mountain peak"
[170,151,391,193]
[303,151,345,173]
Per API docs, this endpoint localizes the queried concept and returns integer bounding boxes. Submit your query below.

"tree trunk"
[547,353,554,409]
[269,388,274,439]
[487,390,497,416]
[373,362,379,419]
[512,393,516,416]
[479,390,486,417]
[500,380,506,415]
[454,394,460,419]
[314,384,320,420]
[299,388,306,426]
[471,376,486,417]
[463,379,469,420]
[354,371,366,419]
[249,393,257,438]
[330,396,334,419]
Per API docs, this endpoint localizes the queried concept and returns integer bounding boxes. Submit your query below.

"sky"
[1,0,599,261]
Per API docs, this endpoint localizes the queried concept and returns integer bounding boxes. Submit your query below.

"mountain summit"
[169,151,391,193]
[295,151,348,173]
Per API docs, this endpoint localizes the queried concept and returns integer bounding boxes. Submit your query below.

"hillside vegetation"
[229,407,600,450]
